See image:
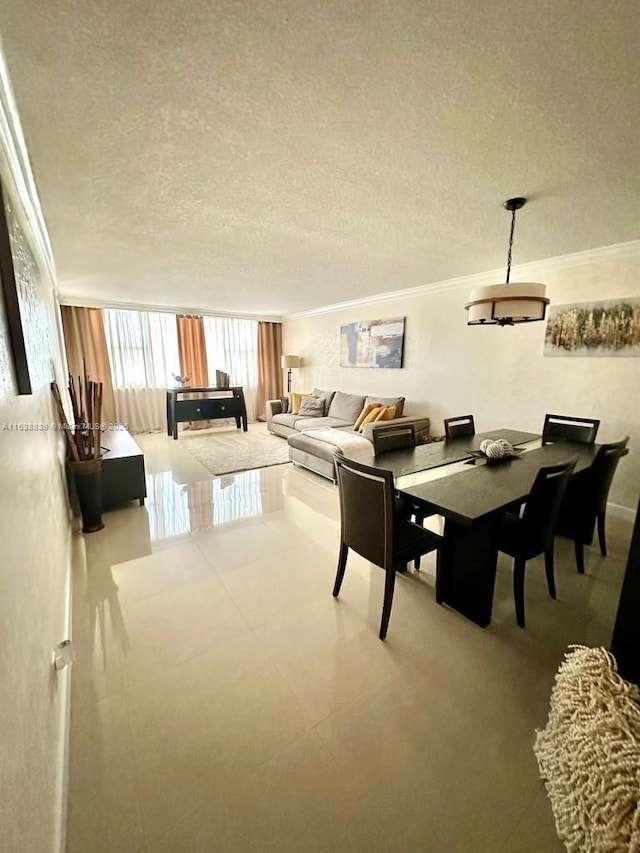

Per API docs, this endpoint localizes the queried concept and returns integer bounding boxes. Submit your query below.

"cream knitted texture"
[534,645,640,853]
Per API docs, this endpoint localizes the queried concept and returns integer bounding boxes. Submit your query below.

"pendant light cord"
[505,206,517,284]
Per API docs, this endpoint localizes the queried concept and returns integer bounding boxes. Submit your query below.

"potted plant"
[51,372,105,533]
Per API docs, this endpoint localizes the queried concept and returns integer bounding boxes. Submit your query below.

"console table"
[100,428,147,508]
[166,386,248,439]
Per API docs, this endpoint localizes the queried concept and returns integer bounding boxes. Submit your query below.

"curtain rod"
[58,295,283,324]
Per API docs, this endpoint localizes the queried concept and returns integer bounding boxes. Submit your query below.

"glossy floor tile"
[66,424,633,852]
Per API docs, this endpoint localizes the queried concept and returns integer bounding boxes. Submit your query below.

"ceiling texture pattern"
[0,0,638,316]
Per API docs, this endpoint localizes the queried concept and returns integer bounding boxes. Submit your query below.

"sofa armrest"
[266,399,283,431]
[361,416,431,444]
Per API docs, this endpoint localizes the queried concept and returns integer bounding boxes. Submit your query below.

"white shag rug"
[180,427,290,475]
[534,645,640,853]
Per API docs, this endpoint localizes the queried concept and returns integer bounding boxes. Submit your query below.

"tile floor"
[66,425,632,852]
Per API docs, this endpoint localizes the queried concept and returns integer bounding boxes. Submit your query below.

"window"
[203,316,258,390]
[104,309,180,389]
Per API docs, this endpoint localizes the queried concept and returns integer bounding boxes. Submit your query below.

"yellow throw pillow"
[358,406,385,431]
[374,405,397,422]
[290,392,307,415]
[353,402,380,431]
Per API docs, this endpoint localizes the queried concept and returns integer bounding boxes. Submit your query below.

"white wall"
[283,244,640,514]
[0,50,72,853]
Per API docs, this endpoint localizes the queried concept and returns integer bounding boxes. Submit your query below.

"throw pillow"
[374,405,397,422]
[353,402,380,431]
[297,396,324,417]
[290,392,306,415]
[358,406,385,431]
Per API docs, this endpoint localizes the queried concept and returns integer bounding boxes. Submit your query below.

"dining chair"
[372,423,416,456]
[495,457,577,628]
[444,415,475,440]
[333,450,442,640]
[542,413,600,445]
[555,437,629,573]
[372,422,439,568]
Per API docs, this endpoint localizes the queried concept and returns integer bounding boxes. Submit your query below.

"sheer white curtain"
[104,309,180,432]
[203,317,259,422]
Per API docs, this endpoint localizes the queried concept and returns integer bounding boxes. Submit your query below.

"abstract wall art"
[0,179,52,393]
[544,297,640,357]
[340,317,405,368]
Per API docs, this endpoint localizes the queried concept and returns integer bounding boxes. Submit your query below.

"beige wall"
[0,85,72,853]
[283,245,640,514]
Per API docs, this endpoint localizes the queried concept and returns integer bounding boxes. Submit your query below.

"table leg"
[436,518,498,627]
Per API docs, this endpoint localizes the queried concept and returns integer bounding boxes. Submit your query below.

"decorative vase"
[69,458,105,533]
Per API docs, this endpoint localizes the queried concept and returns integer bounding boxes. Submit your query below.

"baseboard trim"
[53,529,73,853]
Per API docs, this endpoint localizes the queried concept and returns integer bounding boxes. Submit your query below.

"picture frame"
[340,317,405,368]
[544,297,640,357]
[0,179,31,393]
[0,178,53,394]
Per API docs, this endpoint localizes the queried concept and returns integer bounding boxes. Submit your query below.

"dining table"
[354,429,599,627]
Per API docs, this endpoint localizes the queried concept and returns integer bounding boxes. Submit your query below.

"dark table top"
[399,442,597,525]
[360,429,541,479]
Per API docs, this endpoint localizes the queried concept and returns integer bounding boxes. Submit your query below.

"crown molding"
[58,294,283,323]
[285,240,640,319]
[0,44,56,284]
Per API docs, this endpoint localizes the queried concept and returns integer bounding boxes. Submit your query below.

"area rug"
[180,428,290,475]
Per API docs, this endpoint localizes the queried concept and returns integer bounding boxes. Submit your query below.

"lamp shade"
[465,283,549,326]
[281,355,301,368]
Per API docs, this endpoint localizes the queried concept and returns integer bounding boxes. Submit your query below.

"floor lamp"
[281,355,300,394]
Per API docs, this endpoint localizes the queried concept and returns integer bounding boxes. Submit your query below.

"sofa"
[266,389,430,481]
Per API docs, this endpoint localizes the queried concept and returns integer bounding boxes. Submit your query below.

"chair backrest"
[372,423,416,456]
[444,415,475,440]
[521,457,577,556]
[591,437,630,514]
[334,451,394,569]
[542,413,600,445]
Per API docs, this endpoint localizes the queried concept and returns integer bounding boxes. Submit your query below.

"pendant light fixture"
[465,197,549,326]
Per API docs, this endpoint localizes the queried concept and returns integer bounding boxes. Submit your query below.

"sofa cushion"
[298,396,324,417]
[327,391,366,423]
[312,389,336,414]
[364,395,405,417]
[271,413,304,429]
[295,416,353,431]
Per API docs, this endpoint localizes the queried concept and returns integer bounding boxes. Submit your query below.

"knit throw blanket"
[534,645,640,852]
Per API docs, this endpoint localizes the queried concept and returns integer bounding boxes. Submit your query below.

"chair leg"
[597,512,607,556]
[333,542,348,596]
[379,569,396,640]
[544,548,556,599]
[574,540,585,575]
[414,555,421,570]
[513,557,526,628]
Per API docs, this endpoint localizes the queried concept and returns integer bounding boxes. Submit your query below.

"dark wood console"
[166,386,248,439]
[100,428,147,508]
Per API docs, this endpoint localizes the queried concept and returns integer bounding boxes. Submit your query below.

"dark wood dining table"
[356,429,599,627]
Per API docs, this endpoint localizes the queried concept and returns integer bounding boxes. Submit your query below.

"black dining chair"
[495,457,577,628]
[555,437,629,573]
[372,422,439,568]
[372,423,417,456]
[542,413,600,445]
[333,450,442,640]
[444,415,475,440]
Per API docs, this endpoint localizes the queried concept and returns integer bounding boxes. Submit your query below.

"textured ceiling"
[0,0,639,316]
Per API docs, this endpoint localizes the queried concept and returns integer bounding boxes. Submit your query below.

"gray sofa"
[266,389,430,481]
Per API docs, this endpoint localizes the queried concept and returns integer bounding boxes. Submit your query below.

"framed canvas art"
[0,178,52,393]
[340,317,405,368]
[544,297,640,357]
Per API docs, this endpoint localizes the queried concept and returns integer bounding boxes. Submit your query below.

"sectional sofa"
[266,389,430,481]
